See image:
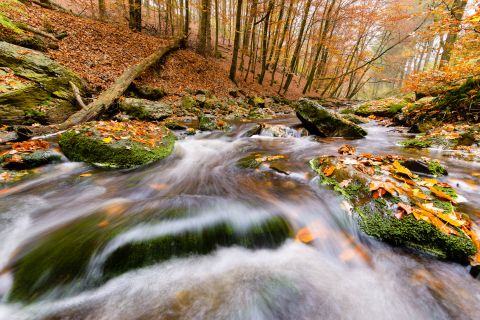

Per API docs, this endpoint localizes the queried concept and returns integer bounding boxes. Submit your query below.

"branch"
[316,17,428,81]
[69,81,86,109]
[17,23,58,41]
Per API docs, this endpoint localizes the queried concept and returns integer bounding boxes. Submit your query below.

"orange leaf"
[323,165,335,177]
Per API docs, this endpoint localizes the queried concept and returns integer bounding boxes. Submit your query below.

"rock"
[239,123,263,137]
[248,96,266,108]
[260,124,301,138]
[128,83,166,100]
[119,98,172,121]
[354,97,408,118]
[0,41,85,125]
[402,159,447,177]
[59,120,175,169]
[229,89,239,98]
[164,119,187,130]
[181,96,197,110]
[1,150,62,170]
[0,139,62,170]
[6,208,292,303]
[341,114,369,124]
[294,98,367,138]
[310,155,476,263]
[198,115,217,131]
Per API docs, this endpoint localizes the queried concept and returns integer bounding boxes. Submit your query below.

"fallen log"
[8,37,185,141]
[17,23,58,41]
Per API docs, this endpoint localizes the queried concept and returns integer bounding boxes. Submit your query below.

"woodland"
[0,0,479,319]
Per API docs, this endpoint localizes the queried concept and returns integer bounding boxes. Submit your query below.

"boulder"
[295,98,367,138]
[128,83,166,100]
[119,98,172,121]
[310,154,477,263]
[354,97,408,118]
[59,120,175,168]
[0,41,85,125]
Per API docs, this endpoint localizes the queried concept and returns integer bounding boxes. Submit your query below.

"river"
[0,118,479,319]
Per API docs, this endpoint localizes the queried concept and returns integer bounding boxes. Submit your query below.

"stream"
[0,118,479,319]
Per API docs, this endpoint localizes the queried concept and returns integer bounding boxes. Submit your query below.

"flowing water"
[0,118,479,319]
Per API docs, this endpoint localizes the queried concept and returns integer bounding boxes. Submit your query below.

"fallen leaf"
[429,187,457,204]
[323,165,335,177]
[102,137,113,144]
[338,144,356,155]
[79,173,92,177]
[392,161,415,178]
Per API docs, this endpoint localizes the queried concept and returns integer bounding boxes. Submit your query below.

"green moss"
[427,160,447,177]
[181,96,196,110]
[8,213,125,303]
[339,108,355,114]
[432,185,458,199]
[400,138,432,149]
[358,208,475,262]
[433,199,454,214]
[103,215,293,279]
[59,130,175,169]
[198,115,217,131]
[387,103,406,115]
[237,154,261,169]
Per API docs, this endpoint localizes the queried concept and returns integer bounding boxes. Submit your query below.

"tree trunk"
[270,0,293,86]
[214,0,219,55]
[440,0,467,67]
[184,0,190,37]
[229,0,243,82]
[98,0,106,19]
[283,0,312,93]
[258,0,274,84]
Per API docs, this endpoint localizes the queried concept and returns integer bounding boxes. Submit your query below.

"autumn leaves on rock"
[59,121,175,168]
[311,150,480,265]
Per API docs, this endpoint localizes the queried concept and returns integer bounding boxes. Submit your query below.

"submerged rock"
[6,208,293,303]
[119,98,173,121]
[59,120,175,168]
[0,41,85,125]
[295,99,367,138]
[310,154,478,263]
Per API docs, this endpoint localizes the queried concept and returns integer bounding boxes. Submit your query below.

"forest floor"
[2,1,305,100]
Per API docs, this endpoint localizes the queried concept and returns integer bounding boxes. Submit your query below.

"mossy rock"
[400,138,433,149]
[103,215,292,279]
[59,121,175,169]
[341,114,369,125]
[1,150,62,170]
[295,98,367,138]
[358,207,475,261]
[0,41,85,125]
[354,98,408,118]
[181,96,197,110]
[119,98,173,121]
[128,83,166,100]
[6,208,292,303]
[310,157,476,263]
[248,96,266,108]
[198,115,217,131]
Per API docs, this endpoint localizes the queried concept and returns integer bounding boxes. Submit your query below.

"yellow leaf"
[79,173,92,177]
[429,187,457,204]
[102,137,113,144]
[392,161,415,178]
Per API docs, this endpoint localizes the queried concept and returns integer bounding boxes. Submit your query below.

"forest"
[0,0,480,319]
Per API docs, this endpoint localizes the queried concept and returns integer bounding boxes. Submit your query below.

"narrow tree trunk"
[258,0,274,84]
[270,0,293,86]
[283,0,312,93]
[98,0,107,19]
[214,0,219,55]
[229,0,243,82]
[184,0,190,37]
